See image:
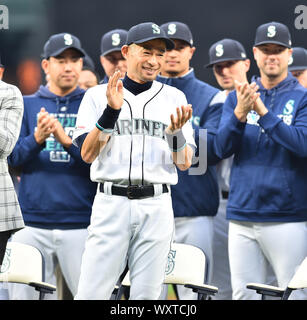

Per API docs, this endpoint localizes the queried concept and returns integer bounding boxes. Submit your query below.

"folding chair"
[0,242,56,300]
[115,242,218,300]
[246,257,307,300]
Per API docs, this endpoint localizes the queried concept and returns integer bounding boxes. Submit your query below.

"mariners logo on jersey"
[277,99,294,125]
[37,110,77,162]
[247,110,260,126]
[112,33,121,46]
[215,44,224,57]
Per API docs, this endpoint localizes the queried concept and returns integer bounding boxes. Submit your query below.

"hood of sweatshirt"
[251,72,298,94]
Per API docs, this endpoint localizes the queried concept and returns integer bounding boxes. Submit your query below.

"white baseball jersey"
[73,80,196,185]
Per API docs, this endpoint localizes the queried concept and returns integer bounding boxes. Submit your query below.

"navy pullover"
[214,73,307,222]
[8,85,97,229]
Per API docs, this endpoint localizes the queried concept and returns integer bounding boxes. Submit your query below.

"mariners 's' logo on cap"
[152,24,160,34]
[241,52,246,58]
[167,23,177,35]
[267,25,276,38]
[112,33,121,46]
[215,44,224,57]
[64,33,73,45]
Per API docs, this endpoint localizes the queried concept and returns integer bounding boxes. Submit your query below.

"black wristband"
[96,105,121,132]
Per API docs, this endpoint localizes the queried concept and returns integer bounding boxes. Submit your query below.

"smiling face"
[42,48,83,96]
[160,39,195,77]
[122,39,166,83]
[253,44,292,82]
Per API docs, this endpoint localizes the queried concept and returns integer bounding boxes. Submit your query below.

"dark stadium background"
[0,0,306,94]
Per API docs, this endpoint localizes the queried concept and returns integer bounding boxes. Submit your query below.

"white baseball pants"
[228,220,307,300]
[75,191,174,300]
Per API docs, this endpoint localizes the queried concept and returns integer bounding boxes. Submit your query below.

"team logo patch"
[215,44,224,57]
[267,25,276,38]
[247,110,260,125]
[165,249,176,275]
[168,23,177,35]
[241,52,246,58]
[112,33,121,46]
[152,24,160,34]
[64,33,73,46]
[283,99,294,115]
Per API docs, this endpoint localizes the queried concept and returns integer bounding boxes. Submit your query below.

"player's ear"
[244,59,251,72]
[121,45,129,60]
[41,59,49,75]
[189,46,196,61]
[252,46,258,61]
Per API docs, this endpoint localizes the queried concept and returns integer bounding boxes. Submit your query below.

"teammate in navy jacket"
[7,33,97,299]
[157,22,224,299]
[214,22,307,299]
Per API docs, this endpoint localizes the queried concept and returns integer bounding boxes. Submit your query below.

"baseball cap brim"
[43,46,86,59]
[205,57,246,68]
[288,65,307,71]
[101,47,123,56]
[254,40,291,49]
[132,36,175,50]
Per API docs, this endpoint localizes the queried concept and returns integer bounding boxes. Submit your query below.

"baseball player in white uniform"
[73,22,195,300]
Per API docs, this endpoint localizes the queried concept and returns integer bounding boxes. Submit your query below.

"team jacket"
[214,73,307,222]
[8,85,97,229]
[157,69,224,217]
[73,79,196,186]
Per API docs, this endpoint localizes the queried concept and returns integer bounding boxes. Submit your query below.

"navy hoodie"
[214,73,307,222]
[8,85,97,229]
[157,69,223,217]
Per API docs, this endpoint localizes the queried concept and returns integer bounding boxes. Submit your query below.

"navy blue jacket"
[214,73,307,222]
[157,69,223,217]
[8,85,97,229]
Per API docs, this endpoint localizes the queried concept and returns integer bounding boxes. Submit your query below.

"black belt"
[99,183,168,200]
[222,190,229,199]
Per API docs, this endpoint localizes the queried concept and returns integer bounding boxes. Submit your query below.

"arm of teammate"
[166,105,194,171]
[80,70,123,164]
[254,96,307,157]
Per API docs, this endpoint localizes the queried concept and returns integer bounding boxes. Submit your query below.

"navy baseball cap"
[126,22,175,50]
[206,38,247,68]
[254,22,292,48]
[0,56,4,68]
[100,29,128,56]
[288,47,307,71]
[42,33,86,59]
[160,21,194,46]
